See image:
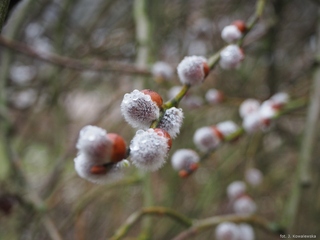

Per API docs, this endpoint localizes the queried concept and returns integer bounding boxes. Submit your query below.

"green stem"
[110,207,192,240]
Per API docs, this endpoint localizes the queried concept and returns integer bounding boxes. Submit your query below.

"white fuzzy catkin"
[227,181,246,200]
[215,222,240,240]
[76,125,112,162]
[239,99,260,118]
[245,168,263,187]
[158,107,184,139]
[121,89,160,129]
[151,61,174,80]
[74,153,123,184]
[193,126,221,152]
[216,121,239,139]
[233,196,257,215]
[242,111,262,133]
[219,45,244,69]
[130,129,170,171]
[238,224,255,240]
[205,88,223,104]
[259,100,278,119]
[270,92,289,106]
[177,56,208,85]
[221,25,242,43]
[171,149,200,171]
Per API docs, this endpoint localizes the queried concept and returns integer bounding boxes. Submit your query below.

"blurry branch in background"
[110,207,193,240]
[110,207,283,240]
[282,6,320,231]
[0,35,152,76]
[0,0,10,31]
[172,214,284,240]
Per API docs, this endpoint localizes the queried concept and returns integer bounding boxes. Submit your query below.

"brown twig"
[0,35,151,75]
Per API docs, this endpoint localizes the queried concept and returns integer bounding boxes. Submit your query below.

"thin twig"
[110,207,193,240]
[0,35,151,75]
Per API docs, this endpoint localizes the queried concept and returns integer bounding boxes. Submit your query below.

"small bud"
[219,45,244,69]
[233,195,257,215]
[259,100,278,119]
[238,224,255,240]
[171,149,200,171]
[245,168,263,187]
[239,99,260,118]
[158,107,184,139]
[216,121,239,140]
[121,89,162,129]
[184,95,204,109]
[193,126,222,152]
[205,88,224,104]
[130,128,171,171]
[215,222,240,240]
[107,133,127,163]
[232,20,247,33]
[177,56,209,85]
[221,25,242,43]
[227,181,246,200]
[151,61,174,81]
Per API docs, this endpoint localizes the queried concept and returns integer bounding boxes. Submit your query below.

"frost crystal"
[239,99,260,118]
[227,181,246,200]
[130,129,170,171]
[158,107,184,139]
[219,45,244,69]
[193,126,221,152]
[221,25,242,43]
[215,222,240,240]
[177,56,208,85]
[121,89,160,129]
[216,121,239,139]
[76,125,112,162]
[171,149,199,171]
[151,61,174,80]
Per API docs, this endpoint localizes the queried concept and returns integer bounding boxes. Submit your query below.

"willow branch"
[110,207,192,240]
[0,35,151,75]
[172,214,283,240]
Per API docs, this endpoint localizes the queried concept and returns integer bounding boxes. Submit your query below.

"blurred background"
[0,0,319,239]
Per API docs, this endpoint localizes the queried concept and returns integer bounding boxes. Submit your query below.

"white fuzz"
[130,129,169,171]
[215,222,240,240]
[219,45,244,69]
[76,125,112,163]
[239,99,260,118]
[177,56,208,85]
[216,121,239,139]
[121,89,160,129]
[193,126,221,152]
[245,168,263,187]
[158,107,184,139]
[221,25,242,43]
[233,196,257,215]
[171,149,200,171]
[205,88,223,104]
[259,100,278,119]
[74,153,121,184]
[270,92,289,106]
[242,112,262,133]
[151,61,174,80]
[238,224,255,240]
[227,181,246,200]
